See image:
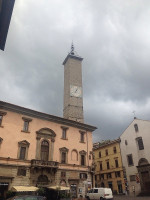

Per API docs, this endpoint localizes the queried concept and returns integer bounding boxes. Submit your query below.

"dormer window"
[22,117,32,132]
[134,124,138,132]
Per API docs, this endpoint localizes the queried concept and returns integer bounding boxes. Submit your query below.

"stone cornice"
[63,53,83,65]
[0,100,97,132]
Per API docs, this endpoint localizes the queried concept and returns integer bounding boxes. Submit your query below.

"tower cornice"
[63,53,83,65]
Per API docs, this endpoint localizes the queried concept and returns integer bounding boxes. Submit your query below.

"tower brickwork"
[63,45,84,123]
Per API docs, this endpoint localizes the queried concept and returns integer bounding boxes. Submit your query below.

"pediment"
[36,128,56,137]
[79,150,86,155]
[18,140,30,147]
[59,147,69,152]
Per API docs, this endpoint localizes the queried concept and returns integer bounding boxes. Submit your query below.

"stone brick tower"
[63,44,84,123]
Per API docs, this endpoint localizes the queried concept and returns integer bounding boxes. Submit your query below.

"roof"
[0,100,97,132]
[63,53,83,65]
[11,186,38,192]
[93,138,120,150]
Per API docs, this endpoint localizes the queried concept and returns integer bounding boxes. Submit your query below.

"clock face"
[70,85,82,97]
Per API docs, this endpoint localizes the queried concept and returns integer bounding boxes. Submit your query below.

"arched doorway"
[41,140,49,161]
[137,158,150,193]
[37,175,49,186]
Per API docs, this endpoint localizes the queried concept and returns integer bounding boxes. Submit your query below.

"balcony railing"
[31,159,59,168]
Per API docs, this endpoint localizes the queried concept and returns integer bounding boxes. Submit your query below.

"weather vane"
[70,42,74,55]
[133,110,136,118]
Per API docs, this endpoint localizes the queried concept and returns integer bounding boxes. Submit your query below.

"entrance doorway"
[117,181,123,193]
[0,183,9,200]
[70,184,77,198]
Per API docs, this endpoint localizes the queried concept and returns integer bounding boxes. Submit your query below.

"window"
[61,126,68,140]
[59,147,69,164]
[100,162,103,171]
[80,173,87,179]
[100,174,104,179]
[130,175,136,182]
[0,115,2,126]
[136,137,144,150]
[115,171,120,178]
[93,189,98,193]
[0,111,7,127]
[106,161,110,169]
[61,171,66,178]
[113,147,117,153]
[95,175,97,181]
[61,152,66,164]
[105,149,108,156]
[107,173,112,179]
[19,147,26,160]
[125,140,128,145]
[134,124,138,132]
[99,151,101,158]
[41,140,49,161]
[22,117,32,132]
[17,168,26,176]
[24,121,29,132]
[80,131,85,142]
[81,155,85,166]
[18,140,30,160]
[115,159,119,168]
[79,150,86,166]
[127,154,134,166]
[0,137,3,146]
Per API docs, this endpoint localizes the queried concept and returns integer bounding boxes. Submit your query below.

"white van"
[86,188,113,200]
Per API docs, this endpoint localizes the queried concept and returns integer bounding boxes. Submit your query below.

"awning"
[11,186,38,192]
[49,186,70,190]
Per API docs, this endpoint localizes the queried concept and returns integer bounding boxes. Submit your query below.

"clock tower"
[63,44,84,123]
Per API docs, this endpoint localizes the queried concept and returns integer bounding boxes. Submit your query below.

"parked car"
[7,195,46,200]
[86,188,113,200]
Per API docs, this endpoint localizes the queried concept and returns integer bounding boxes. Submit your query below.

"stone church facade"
[120,118,150,196]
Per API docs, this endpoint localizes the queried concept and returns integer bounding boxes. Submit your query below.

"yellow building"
[93,139,126,194]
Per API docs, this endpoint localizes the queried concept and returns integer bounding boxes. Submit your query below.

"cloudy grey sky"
[0,0,150,142]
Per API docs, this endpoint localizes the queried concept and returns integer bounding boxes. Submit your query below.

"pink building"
[0,46,97,198]
[0,101,96,197]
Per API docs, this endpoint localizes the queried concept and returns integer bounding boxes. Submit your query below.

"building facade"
[120,118,150,196]
[93,139,125,194]
[0,46,97,198]
[0,101,96,198]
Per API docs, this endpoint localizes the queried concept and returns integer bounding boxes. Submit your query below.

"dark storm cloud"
[0,0,150,142]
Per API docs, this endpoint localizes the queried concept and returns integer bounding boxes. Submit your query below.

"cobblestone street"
[114,195,150,199]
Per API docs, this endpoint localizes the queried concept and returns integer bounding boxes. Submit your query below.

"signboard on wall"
[0,0,15,50]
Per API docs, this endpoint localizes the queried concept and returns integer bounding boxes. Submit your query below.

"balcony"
[31,159,59,168]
